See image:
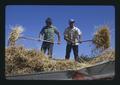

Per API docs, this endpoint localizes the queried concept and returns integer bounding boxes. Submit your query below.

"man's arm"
[78,35,82,43]
[54,28,61,44]
[39,27,44,39]
[77,28,82,43]
[64,36,72,43]
[64,28,72,43]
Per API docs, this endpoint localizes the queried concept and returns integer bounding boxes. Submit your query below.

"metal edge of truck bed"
[6,60,115,80]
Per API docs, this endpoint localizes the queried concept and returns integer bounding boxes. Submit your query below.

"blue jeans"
[41,42,54,58]
[65,43,79,61]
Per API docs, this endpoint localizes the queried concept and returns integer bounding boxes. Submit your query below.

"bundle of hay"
[92,25,110,53]
[8,25,24,46]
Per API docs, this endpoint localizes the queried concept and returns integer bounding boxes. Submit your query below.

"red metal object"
[72,71,87,80]
[72,71,113,80]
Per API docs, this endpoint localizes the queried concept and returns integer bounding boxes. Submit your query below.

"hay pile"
[8,25,24,46]
[89,48,115,64]
[92,26,110,53]
[5,46,91,76]
[5,46,115,76]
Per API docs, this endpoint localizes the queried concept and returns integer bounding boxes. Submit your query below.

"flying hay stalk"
[8,25,24,46]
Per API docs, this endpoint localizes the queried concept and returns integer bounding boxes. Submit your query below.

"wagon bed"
[6,60,115,80]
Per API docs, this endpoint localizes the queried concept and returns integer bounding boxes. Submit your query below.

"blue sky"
[5,5,115,59]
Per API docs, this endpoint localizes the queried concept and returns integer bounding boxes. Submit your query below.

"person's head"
[69,19,75,28]
[45,17,52,26]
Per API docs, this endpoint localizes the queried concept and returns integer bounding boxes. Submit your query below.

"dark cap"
[46,17,52,23]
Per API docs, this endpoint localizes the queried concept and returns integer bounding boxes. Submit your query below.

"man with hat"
[64,19,82,61]
[39,17,61,58]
